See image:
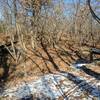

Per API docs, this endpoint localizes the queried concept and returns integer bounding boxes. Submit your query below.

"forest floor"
[0,44,100,100]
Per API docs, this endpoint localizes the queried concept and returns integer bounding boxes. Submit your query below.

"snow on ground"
[0,58,100,100]
[72,58,90,69]
[0,71,100,100]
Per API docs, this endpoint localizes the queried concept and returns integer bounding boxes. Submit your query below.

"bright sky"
[0,1,4,20]
[0,0,99,20]
[0,4,2,19]
[0,0,72,19]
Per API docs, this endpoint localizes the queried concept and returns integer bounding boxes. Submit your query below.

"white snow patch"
[73,63,86,68]
[0,73,100,99]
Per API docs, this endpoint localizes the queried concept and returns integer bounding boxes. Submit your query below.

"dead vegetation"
[0,0,100,99]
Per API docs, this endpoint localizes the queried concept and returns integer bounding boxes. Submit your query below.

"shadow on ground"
[60,71,99,97]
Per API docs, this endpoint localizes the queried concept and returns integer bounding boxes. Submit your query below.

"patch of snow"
[71,58,90,69]
[73,63,86,68]
[0,73,100,99]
